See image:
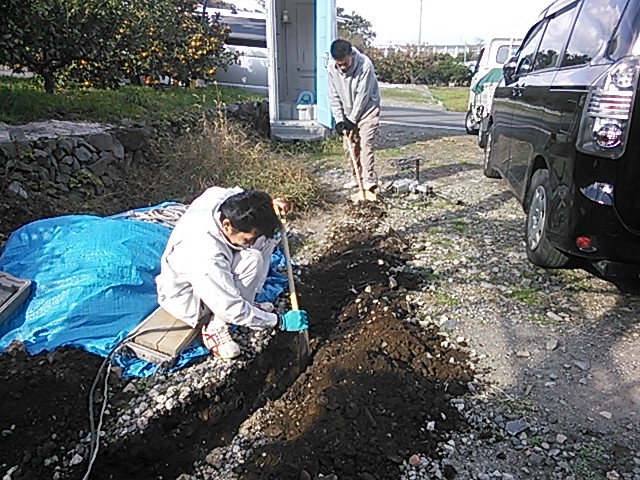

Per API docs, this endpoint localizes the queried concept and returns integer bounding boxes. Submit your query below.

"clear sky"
[336,0,552,46]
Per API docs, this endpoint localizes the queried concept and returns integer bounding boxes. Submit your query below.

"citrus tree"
[0,0,235,92]
[0,0,125,93]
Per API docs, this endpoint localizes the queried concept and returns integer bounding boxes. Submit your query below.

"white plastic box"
[0,271,32,324]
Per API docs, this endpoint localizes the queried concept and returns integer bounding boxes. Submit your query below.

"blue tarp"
[0,205,287,377]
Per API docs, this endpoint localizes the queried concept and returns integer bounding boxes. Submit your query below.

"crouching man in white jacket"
[156,186,308,360]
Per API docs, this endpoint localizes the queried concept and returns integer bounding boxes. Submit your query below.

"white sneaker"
[201,324,241,360]
[342,179,358,189]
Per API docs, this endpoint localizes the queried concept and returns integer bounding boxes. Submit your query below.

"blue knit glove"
[279,310,309,331]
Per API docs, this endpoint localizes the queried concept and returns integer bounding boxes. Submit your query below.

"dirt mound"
[0,201,475,480]
[239,203,473,479]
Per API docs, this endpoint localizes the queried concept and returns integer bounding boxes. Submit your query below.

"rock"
[86,133,115,152]
[599,411,613,420]
[8,128,26,141]
[573,360,591,371]
[505,419,529,436]
[299,470,312,480]
[0,140,18,158]
[114,128,147,150]
[546,311,563,322]
[7,181,28,199]
[74,146,92,163]
[528,453,544,466]
[57,137,76,154]
[546,339,559,351]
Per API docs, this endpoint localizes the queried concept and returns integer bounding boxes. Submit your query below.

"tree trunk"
[42,71,56,94]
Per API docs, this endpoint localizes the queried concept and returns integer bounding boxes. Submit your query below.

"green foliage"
[337,8,376,50]
[506,287,540,306]
[423,57,471,86]
[0,0,127,93]
[0,77,258,124]
[368,47,472,86]
[0,0,235,93]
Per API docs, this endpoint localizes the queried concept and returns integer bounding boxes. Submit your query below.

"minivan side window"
[561,0,629,67]
[515,22,546,77]
[532,4,579,71]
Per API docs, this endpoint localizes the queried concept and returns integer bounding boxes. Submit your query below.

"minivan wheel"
[525,169,569,268]
[483,127,500,178]
[465,109,478,135]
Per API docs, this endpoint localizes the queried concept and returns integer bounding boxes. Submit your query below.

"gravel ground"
[2,125,640,480]
[293,126,640,479]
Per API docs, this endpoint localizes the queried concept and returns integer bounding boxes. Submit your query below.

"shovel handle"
[274,205,299,311]
[344,132,367,199]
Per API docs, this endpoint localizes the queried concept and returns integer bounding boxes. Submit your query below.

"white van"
[206,9,268,96]
[465,38,521,143]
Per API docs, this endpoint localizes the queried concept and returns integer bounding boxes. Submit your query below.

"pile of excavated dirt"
[0,199,475,480]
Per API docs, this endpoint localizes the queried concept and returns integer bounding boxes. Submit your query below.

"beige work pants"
[342,107,380,187]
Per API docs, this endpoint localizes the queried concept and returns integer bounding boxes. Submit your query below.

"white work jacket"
[156,187,279,329]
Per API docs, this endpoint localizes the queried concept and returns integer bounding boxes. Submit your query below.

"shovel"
[274,206,310,372]
[344,130,377,203]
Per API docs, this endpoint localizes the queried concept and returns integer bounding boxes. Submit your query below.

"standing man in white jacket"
[156,187,308,360]
[327,39,381,192]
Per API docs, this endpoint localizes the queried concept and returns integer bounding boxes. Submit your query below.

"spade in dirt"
[345,130,377,203]
[275,206,310,372]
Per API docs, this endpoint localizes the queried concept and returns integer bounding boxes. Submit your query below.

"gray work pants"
[342,107,380,186]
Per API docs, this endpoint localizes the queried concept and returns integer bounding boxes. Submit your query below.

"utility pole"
[418,0,423,46]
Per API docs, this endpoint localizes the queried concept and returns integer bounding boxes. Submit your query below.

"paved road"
[380,105,466,133]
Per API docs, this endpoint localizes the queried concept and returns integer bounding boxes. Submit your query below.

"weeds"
[450,219,468,233]
[431,291,460,308]
[148,111,321,210]
[506,287,541,306]
[571,443,607,480]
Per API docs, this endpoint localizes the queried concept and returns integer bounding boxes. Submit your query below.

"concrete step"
[271,121,328,141]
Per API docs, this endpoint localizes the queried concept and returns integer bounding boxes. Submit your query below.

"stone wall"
[0,100,269,201]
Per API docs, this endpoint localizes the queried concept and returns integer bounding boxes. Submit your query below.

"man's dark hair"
[218,189,280,238]
[331,39,353,60]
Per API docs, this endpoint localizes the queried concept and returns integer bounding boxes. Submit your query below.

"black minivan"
[484,0,640,276]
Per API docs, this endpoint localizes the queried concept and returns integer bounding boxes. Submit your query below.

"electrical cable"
[81,322,193,480]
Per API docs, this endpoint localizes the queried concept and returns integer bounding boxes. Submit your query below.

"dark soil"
[1,190,475,479]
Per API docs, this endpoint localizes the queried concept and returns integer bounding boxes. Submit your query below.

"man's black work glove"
[344,118,357,132]
[335,121,346,136]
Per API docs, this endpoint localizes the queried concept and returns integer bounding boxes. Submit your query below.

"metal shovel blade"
[350,190,378,203]
[298,330,310,370]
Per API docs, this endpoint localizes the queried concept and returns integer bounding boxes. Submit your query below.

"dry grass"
[147,112,321,210]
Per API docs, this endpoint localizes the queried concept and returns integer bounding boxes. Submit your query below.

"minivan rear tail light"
[577,57,640,159]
